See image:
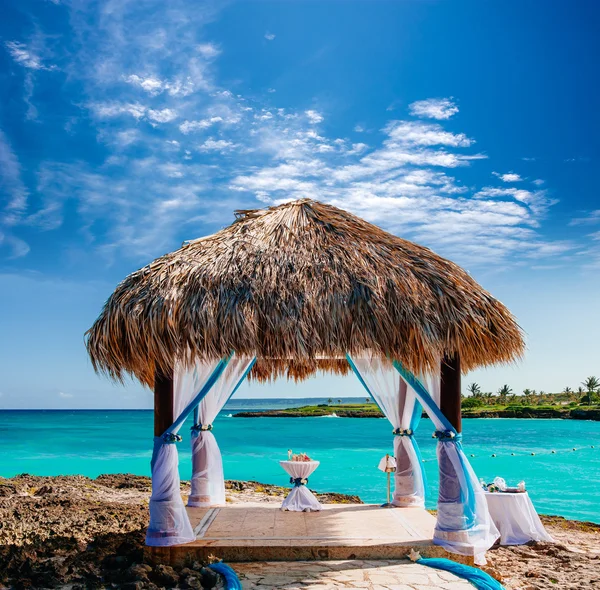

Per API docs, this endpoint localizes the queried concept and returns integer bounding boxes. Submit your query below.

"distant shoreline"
[234,403,600,421]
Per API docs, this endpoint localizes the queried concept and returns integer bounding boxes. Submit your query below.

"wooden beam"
[154,366,174,437]
[440,353,462,433]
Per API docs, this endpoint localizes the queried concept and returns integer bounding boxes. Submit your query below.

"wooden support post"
[440,353,462,433]
[438,353,462,507]
[154,366,174,437]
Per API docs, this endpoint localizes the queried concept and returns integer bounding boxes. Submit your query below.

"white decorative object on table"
[484,491,553,545]
[279,460,322,512]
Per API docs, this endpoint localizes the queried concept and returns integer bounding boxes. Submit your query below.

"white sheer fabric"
[280,461,322,512]
[348,356,425,507]
[146,358,224,547]
[188,356,255,507]
[407,368,499,564]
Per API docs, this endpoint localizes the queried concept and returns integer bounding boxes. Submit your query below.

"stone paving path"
[235,560,474,590]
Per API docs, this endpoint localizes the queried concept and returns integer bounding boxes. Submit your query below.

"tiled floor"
[234,560,474,590]
[188,503,436,549]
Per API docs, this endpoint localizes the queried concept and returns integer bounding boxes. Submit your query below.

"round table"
[484,491,553,545]
[279,460,322,512]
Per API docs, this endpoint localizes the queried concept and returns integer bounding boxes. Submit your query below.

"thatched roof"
[86,199,524,386]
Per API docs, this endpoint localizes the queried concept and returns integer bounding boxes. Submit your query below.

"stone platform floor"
[234,560,474,590]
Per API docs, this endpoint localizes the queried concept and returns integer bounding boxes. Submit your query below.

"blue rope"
[209,562,243,590]
[416,557,505,590]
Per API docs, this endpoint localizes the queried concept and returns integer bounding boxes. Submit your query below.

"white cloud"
[58,391,73,398]
[179,116,223,133]
[385,121,473,147]
[409,98,458,120]
[90,102,147,120]
[354,125,365,133]
[346,143,368,156]
[305,110,324,124]
[198,139,237,152]
[0,130,28,222]
[196,43,221,58]
[569,210,600,226]
[147,108,178,123]
[532,179,545,186]
[123,74,165,95]
[493,171,522,182]
[264,32,276,41]
[475,186,556,215]
[4,41,57,71]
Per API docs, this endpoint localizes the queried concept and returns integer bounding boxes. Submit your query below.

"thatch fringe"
[86,199,524,386]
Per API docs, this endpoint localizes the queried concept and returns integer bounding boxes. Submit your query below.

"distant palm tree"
[337,399,342,404]
[563,387,572,394]
[522,388,533,405]
[467,383,481,397]
[582,376,600,406]
[365,398,370,403]
[497,384,511,405]
[327,398,333,405]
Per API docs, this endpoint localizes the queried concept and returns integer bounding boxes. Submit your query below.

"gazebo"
[86,199,524,565]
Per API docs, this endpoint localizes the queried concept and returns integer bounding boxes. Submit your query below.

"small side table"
[485,491,553,545]
[279,460,322,512]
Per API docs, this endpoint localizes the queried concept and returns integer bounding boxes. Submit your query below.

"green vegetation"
[234,403,382,418]
[462,376,600,409]
[235,376,600,419]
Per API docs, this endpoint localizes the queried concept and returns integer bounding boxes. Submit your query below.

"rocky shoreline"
[0,474,598,589]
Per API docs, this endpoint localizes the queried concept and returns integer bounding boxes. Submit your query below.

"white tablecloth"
[279,460,322,512]
[485,492,553,545]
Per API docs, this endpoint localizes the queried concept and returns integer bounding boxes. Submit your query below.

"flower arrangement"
[393,428,413,436]
[432,430,456,440]
[287,450,312,461]
[480,477,527,493]
[162,432,183,443]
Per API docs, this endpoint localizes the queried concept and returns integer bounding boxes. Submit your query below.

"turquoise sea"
[1,403,599,523]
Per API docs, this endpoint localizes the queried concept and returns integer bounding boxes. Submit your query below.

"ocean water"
[0,406,599,523]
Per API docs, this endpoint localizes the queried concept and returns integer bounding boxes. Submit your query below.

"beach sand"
[0,474,598,589]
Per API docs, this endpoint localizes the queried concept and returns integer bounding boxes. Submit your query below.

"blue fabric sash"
[391,359,476,528]
[290,477,308,487]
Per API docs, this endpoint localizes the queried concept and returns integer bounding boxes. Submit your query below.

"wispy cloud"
[264,32,276,41]
[0,0,578,272]
[569,210,600,226]
[4,41,57,71]
[409,98,458,120]
[0,130,30,258]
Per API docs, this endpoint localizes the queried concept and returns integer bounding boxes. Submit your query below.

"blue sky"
[1,0,599,409]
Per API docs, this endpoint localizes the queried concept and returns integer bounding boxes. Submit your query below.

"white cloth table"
[485,492,553,545]
[279,460,322,512]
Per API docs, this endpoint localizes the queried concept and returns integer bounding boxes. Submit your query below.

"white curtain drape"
[347,355,426,507]
[188,356,255,507]
[146,358,226,547]
[397,365,500,565]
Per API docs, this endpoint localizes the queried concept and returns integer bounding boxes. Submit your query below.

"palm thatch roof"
[86,199,524,386]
